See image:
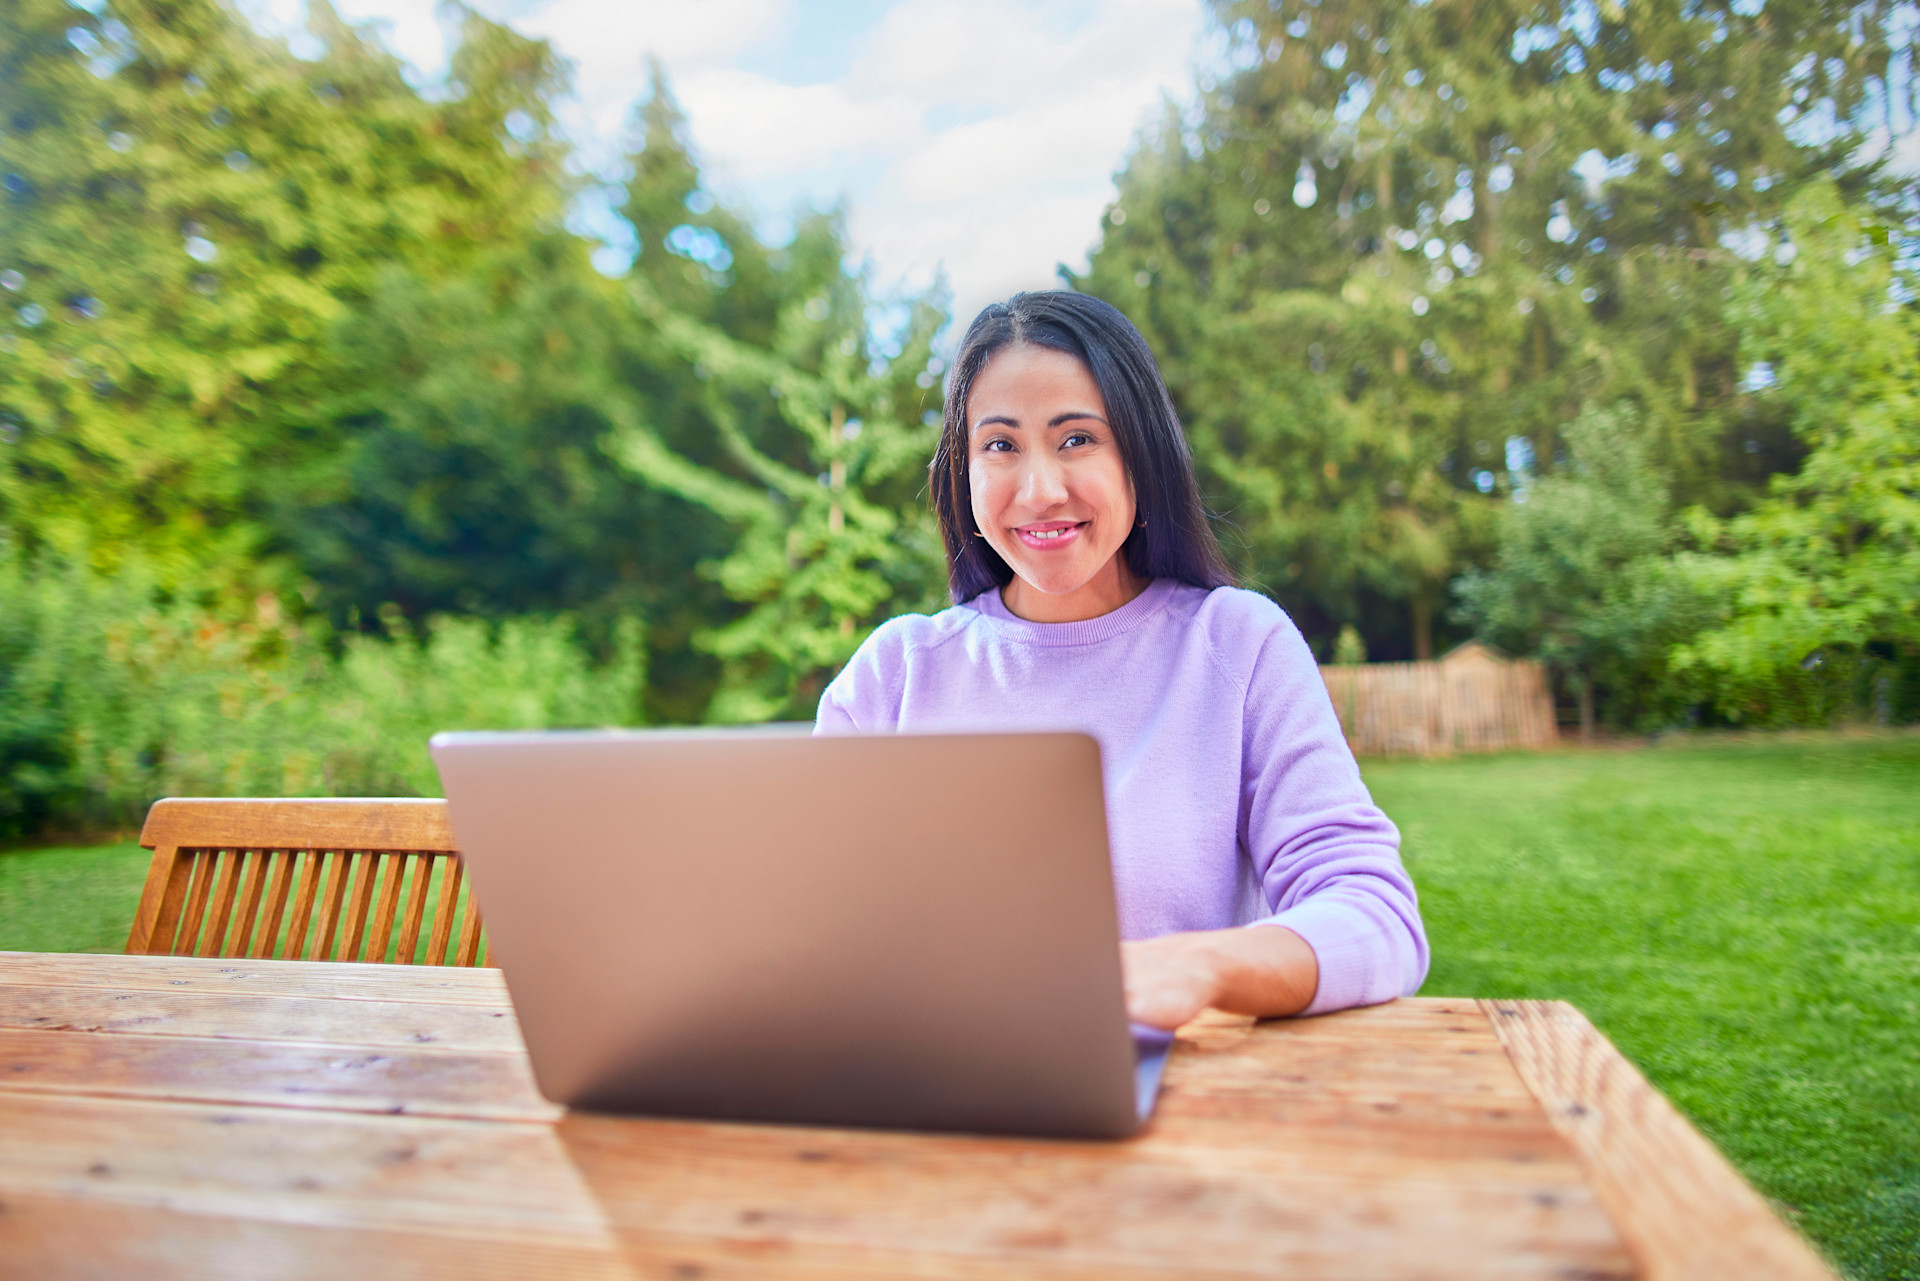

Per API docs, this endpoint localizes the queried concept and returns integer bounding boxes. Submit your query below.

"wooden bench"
[125,798,486,966]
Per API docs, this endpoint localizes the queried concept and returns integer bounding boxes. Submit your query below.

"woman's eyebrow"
[970,410,1108,432]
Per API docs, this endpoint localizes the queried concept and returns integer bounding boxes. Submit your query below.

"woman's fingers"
[1122,935,1218,1029]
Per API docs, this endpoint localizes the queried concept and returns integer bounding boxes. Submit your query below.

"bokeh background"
[1,2,1918,1274]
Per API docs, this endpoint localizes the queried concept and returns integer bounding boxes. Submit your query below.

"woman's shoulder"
[856,601,981,662]
[1167,583,1300,646]
[836,601,977,682]
[1156,583,1317,689]
[818,602,978,729]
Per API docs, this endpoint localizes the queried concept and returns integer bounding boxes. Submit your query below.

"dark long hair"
[931,291,1234,604]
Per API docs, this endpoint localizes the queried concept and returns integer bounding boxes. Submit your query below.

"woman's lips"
[1013,521,1086,550]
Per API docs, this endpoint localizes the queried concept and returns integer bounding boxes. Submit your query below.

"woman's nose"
[1017,453,1070,508]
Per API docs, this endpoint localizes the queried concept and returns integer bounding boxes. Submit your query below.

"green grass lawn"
[0,840,149,953]
[1367,730,1920,1281]
[2,730,1915,1278]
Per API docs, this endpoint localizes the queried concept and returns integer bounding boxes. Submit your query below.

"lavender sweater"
[814,578,1428,1015]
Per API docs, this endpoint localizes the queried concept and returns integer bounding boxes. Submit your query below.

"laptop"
[430,727,1173,1139]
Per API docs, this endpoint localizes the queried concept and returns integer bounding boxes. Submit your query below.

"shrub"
[0,550,643,838]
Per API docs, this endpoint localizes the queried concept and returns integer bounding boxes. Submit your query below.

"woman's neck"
[1000,556,1149,624]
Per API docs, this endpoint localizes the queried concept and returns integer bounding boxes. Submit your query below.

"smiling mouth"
[1014,521,1086,548]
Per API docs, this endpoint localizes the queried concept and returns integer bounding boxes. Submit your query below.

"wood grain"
[455,885,486,967]
[427,857,463,966]
[124,845,182,954]
[310,849,353,961]
[0,951,511,1006]
[0,983,525,1053]
[283,849,324,960]
[228,851,272,959]
[1482,998,1837,1281]
[1320,645,1557,757]
[0,981,1633,1281]
[396,852,435,965]
[0,1094,616,1250]
[139,798,458,854]
[369,852,409,963]
[254,850,298,960]
[175,849,218,956]
[0,1027,556,1122]
[201,850,245,958]
[0,1194,628,1281]
[0,953,1828,1281]
[125,802,486,968]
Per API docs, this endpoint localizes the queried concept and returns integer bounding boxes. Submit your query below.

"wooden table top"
[0,951,1832,1281]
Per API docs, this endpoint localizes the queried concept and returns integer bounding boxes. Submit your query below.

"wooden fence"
[1319,642,1558,757]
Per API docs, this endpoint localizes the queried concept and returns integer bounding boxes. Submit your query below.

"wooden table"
[0,952,1833,1280]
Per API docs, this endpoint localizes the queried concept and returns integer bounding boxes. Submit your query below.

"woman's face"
[967,342,1142,622]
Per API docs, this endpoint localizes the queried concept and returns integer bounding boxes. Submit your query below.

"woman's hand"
[1121,926,1320,1030]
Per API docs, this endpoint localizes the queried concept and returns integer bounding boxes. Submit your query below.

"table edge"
[1477,997,1837,1281]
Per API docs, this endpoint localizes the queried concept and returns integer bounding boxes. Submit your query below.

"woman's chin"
[1007,564,1099,599]
[1002,555,1135,611]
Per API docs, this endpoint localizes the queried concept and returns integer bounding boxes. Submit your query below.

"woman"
[816,291,1427,1029]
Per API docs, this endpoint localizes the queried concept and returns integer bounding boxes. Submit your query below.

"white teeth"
[1027,528,1068,539]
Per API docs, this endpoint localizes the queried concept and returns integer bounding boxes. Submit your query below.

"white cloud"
[802,0,1205,326]
[506,0,791,138]
[856,0,1194,105]
[237,0,1209,337]
[676,70,911,180]
[894,86,1163,204]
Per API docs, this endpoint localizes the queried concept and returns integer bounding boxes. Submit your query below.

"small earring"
[1136,517,1147,529]
[972,530,987,538]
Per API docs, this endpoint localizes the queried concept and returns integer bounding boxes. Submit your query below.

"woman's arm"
[1122,925,1318,1029]
[1234,614,1429,1016]
[1125,598,1427,1031]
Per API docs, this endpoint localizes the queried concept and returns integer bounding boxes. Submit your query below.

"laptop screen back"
[432,728,1143,1137]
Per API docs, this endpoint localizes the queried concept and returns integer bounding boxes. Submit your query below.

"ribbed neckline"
[967,577,1179,647]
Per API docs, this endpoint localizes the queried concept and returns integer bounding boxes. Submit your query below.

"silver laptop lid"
[431,728,1145,1138]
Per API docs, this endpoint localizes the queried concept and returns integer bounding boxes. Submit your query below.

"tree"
[1077,0,1914,660]
[267,245,732,678]
[1455,403,1687,735]
[0,0,569,583]
[600,78,949,719]
[1674,184,1920,720]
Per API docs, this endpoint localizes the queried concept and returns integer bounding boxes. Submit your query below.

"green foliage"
[5,0,1915,839]
[0,548,643,836]
[0,0,568,581]
[1674,186,1920,719]
[1454,403,1707,728]
[1380,732,1920,1281]
[1331,622,1367,665]
[0,7,950,735]
[271,242,734,718]
[1077,0,1912,658]
[611,274,948,722]
[600,74,950,722]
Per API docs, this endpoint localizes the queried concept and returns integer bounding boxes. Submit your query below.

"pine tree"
[604,72,949,721]
[1077,0,1913,660]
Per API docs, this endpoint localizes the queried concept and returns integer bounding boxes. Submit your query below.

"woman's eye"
[1062,432,1093,448]
[980,438,1014,453]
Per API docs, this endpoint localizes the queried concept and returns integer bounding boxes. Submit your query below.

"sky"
[235,0,1218,332]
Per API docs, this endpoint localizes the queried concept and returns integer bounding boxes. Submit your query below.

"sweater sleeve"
[1236,615,1429,1014]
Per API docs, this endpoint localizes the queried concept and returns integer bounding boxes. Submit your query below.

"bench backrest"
[127,799,486,966]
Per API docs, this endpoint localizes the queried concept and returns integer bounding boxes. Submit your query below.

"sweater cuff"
[1252,898,1389,1017]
